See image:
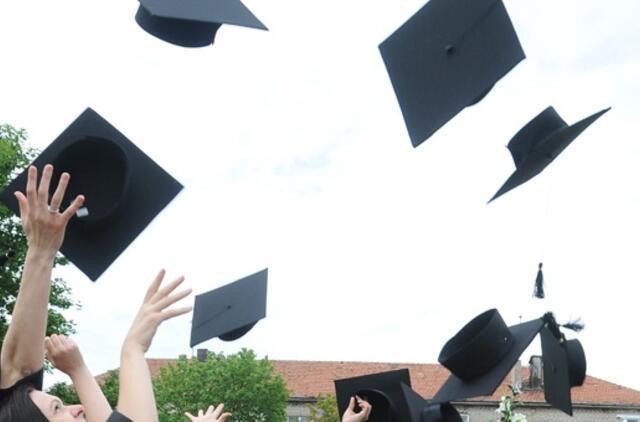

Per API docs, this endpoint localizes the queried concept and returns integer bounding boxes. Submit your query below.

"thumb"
[14,192,28,221]
[184,412,195,421]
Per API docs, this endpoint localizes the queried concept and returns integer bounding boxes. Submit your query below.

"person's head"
[0,386,85,422]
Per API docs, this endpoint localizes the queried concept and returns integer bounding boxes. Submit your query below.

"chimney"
[528,355,544,389]
[197,348,208,362]
[511,360,522,390]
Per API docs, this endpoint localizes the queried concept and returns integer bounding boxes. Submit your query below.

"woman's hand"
[14,165,84,254]
[342,396,372,422]
[45,334,86,377]
[185,404,232,422]
[122,269,192,355]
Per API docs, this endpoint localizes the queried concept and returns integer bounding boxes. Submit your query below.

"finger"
[219,413,232,422]
[212,403,224,418]
[49,172,70,211]
[184,412,195,421]
[152,275,186,303]
[205,405,214,415]
[152,287,192,312]
[144,269,166,302]
[37,164,53,206]
[61,195,85,221]
[26,166,38,210]
[160,305,193,322]
[198,409,204,417]
[14,192,28,221]
[44,337,53,352]
[347,396,356,411]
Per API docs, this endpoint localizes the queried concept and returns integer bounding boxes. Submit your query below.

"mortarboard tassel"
[561,318,585,333]
[533,262,545,299]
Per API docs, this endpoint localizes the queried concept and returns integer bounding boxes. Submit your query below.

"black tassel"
[562,318,585,333]
[533,262,545,299]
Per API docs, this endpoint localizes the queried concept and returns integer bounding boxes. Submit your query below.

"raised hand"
[185,404,232,422]
[45,334,86,377]
[123,269,192,354]
[14,164,84,254]
[342,396,372,422]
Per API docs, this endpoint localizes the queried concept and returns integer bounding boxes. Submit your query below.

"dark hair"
[0,385,49,422]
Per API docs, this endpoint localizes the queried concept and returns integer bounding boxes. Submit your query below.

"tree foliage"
[309,394,339,422]
[0,124,79,360]
[47,369,120,407]
[153,349,290,422]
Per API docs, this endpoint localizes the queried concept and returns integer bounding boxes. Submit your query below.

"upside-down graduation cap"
[490,106,611,202]
[334,369,412,422]
[136,0,268,47]
[190,268,268,347]
[0,108,183,281]
[431,309,544,404]
[540,316,587,416]
[379,0,525,148]
[400,383,462,422]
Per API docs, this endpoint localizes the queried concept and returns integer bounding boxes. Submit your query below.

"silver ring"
[48,206,59,213]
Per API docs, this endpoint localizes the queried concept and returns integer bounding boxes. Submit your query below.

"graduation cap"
[136,0,268,47]
[190,268,268,347]
[490,106,611,202]
[0,108,183,281]
[400,383,462,422]
[540,315,587,415]
[379,0,525,148]
[334,369,412,422]
[432,309,544,404]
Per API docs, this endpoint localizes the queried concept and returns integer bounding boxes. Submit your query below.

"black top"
[0,368,44,399]
[107,411,134,422]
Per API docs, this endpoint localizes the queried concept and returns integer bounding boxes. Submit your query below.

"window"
[287,417,310,422]
[618,415,640,422]
[460,414,470,422]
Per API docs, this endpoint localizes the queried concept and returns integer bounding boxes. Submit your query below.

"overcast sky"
[1,0,639,393]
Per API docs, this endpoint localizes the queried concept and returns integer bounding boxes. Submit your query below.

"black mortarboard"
[490,106,611,202]
[0,108,183,281]
[540,323,586,415]
[379,0,525,147]
[190,268,268,347]
[400,383,462,422]
[334,369,412,422]
[432,309,543,403]
[136,0,268,47]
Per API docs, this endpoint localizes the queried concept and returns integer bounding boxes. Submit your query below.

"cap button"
[445,45,455,55]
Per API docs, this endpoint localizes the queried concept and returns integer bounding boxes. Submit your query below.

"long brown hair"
[0,385,49,421]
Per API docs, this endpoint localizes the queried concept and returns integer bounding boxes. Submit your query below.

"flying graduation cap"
[400,384,463,422]
[490,106,611,202]
[334,369,413,422]
[136,0,268,47]
[190,268,268,347]
[540,314,587,416]
[379,0,525,148]
[431,309,586,416]
[0,108,183,281]
[431,309,544,404]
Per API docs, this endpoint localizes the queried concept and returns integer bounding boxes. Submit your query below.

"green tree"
[309,394,339,422]
[0,124,79,361]
[46,369,120,407]
[153,349,290,422]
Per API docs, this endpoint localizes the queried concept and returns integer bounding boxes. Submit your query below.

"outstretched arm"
[46,334,112,422]
[116,270,192,422]
[0,165,84,388]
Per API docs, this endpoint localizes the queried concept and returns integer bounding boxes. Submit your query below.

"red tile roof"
[124,358,640,407]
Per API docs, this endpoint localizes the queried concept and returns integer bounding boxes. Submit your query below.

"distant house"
[137,355,640,422]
